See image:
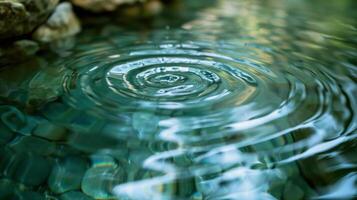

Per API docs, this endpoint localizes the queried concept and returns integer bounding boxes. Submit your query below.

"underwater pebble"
[48,156,88,194]
[9,136,56,156]
[33,121,68,141]
[82,159,124,199]
[0,120,15,145]
[0,148,51,186]
[0,178,17,199]
[0,105,37,135]
[68,131,119,153]
[283,181,304,200]
[132,112,160,138]
[60,191,94,200]
[11,191,46,200]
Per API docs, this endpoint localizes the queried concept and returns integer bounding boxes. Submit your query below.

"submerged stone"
[8,135,56,156]
[68,131,119,153]
[0,149,51,186]
[11,191,46,200]
[132,112,160,138]
[0,178,17,199]
[33,120,68,141]
[28,66,68,106]
[33,2,81,42]
[0,120,15,145]
[0,105,37,135]
[0,0,59,39]
[60,191,94,200]
[48,156,88,194]
[81,161,124,199]
[283,181,304,200]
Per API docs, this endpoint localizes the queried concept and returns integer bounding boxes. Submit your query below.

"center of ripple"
[151,74,184,85]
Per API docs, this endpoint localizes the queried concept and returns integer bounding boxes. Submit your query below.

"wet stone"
[90,154,117,167]
[33,120,68,141]
[68,131,119,153]
[11,191,46,200]
[283,181,304,200]
[0,120,15,145]
[0,105,37,135]
[0,0,59,39]
[132,112,160,138]
[8,136,56,156]
[28,66,68,106]
[0,178,17,199]
[48,156,88,194]
[33,2,81,42]
[0,149,52,186]
[59,191,94,200]
[81,161,124,199]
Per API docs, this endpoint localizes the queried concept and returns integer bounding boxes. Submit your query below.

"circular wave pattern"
[55,36,354,200]
[62,42,267,112]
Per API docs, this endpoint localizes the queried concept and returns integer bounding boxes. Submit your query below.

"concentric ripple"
[48,23,356,198]
[62,42,264,111]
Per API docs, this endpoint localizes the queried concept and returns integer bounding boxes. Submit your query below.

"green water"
[1,0,357,199]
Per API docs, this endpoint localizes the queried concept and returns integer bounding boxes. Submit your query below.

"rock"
[48,156,88,194]
[33,120,68,141]
[0,148,52,186]
[33,2,81,42]
[9,135,56,156]
[0,0,59,39]
[81,164,124,199]
[118,0,163,19]
[142,0,162,17]
[0,105,37,135]
[71,0,145,12]
[132,112,160,138]
[60,191,94,200]
[28,66,67,106]
[0,178,17,199]
[82,155,123,199]
[0,120,15,145]
[11,191,46,200]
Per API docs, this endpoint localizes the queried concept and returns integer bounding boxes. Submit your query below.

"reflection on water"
[0,0,357,199]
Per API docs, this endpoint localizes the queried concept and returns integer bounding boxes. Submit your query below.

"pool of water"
[0,0,357,199]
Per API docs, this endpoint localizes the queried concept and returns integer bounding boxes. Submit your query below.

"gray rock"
[0,0,59,39]
[33,2,81,42]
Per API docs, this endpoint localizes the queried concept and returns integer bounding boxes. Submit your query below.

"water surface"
[0,0,357,199]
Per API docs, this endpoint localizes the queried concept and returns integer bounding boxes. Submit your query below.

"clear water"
[0,0,357,199]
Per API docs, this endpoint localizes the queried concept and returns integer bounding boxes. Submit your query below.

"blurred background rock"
[0,0,185,65]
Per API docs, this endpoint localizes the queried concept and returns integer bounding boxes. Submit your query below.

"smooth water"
[1,0,357,199]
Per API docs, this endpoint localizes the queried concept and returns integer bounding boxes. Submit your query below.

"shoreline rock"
[32,2,81,42]
[0,0,59,39]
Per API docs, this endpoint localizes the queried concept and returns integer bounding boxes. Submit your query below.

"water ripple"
[0,1,356,199]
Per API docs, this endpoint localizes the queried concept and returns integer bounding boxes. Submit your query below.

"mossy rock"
[0,0,59,39]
